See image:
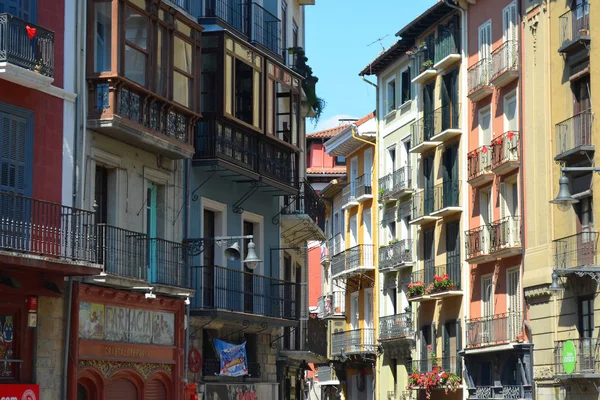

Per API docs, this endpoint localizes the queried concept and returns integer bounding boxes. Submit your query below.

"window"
[503,2,518,43]
[0,0,36,22]
[201,49,217,113]
[401,67,411,104]
[235,59,254,124]
[94,166,109,224]
[578,295,594,339]
[335,156,346,165]
[481,275,493,317]
[388,220,396,243]
[173,36,193,107]
[386,78,396,113]
[0,105,33,197]
[94,2,112,73]
[124,8,149,86]
[478,20,492,61]
[386,145,396,175]
[479,106,492,145]
[155,25,169,96]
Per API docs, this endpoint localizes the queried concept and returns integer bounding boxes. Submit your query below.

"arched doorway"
[106,378,138,400]
[78,373,101,400]
[144,379,167,400]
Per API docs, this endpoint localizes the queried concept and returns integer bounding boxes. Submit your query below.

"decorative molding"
[78,359,172,379]
[524,284,552,299]
[533,365,555,381]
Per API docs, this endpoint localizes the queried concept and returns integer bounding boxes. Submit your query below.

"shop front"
[68,283,186,400]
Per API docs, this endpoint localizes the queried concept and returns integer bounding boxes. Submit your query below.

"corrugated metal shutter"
[145,379,167,400]
[105,378,137,400]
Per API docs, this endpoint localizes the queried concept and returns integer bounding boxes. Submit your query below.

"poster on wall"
[213,339,248,377]
[104,306,130,342]
[152,312,175,345]
[79,302,105,340]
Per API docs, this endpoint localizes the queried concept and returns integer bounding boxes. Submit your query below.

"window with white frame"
[386,77,396,113]
[478,20,492,61]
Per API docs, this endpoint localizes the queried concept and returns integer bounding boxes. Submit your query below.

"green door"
[147,183,158,282]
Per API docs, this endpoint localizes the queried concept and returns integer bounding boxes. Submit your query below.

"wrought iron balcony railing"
[195,117,298,187]
[415,46,435,74]
[435,26,460,64]
[469,385,530,399]
[555,111,593,160]
[379,239,413,272]
[553,231,599,272]
[0,13,55,77]
[379,167,412,198]
[329,233,344,257]
[190,265,298,320]
[149,238,190,288]
[98,224,147,280]
[329,290,346,316]
[465,225,491,259]
[490,216,521,252]
[341,180,357,206]
[491,131,519,170]
[251,2,281,56]
[468,58,492,94]
[466,312,522,347]
[317,295,326,318]
[317,365,335,382]
[280,180,325,231]
[0,191,97,263]
[331,328,376,356]
[331,252,346,277]
[433,180,461,211]
[559,2,590,52]
[491,40,519,80]
[412,190,435,219]
[467,146,493,181]
[408,357,461,375]
[554,338,600,376]
[412,104,460,146]
[332,244,374,277]
[202,0,249,35]
[355,174,373,199]
[379,312,413,340]
[410,263,462,292]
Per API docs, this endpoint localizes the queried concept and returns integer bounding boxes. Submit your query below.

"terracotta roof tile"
[307,125,349,139]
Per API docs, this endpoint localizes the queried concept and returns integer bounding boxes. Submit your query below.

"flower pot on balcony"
[580,29,589,36]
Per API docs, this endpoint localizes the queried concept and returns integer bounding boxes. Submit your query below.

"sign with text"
[563,340,577,374]
[0,384,39,400]
[79,302,174,346]
[213,339,248,377]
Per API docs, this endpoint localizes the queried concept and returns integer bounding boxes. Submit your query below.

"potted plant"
[408,281,427,298]
[378,188,385,198]
[420,59,434,73]
[32,58,46,75]
[580,28,589,36]
[430,274,456,294]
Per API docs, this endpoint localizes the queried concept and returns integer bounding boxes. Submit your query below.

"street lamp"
[550,172,579,211]
[549,271,564,292]
[187,235,263,270]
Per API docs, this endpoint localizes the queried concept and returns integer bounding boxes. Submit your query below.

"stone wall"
[36,295,66,399]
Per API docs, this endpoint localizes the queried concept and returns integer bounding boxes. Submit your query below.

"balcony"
[331,328,376,357]
[190,265,299,322]
[194,117,298,193]
[379,239,413,273]
[87,77,198,160]
[554,338,600,378]
[341,181,358,209]
[355,174,373,202]
[379,167,413,203]
[200,1,282,58]
[98,224,146,281]
[490,40,519,88]
[379,312,414,341]
[0,191,99,274]
[412,49,437,85]
[328,233,344,258]
[465,225,495,264]
[410,190,439,225]
[466,312,522,349]
[432,180,461,217]
[410,116,440,154]
[489,216,521,257]
[203,358,261,378]
[467,59,493,102]
[554,111,594,161]
[434,27,461,71]
[407,357,462,388]
[491,131,520,175]
[0,13,55,89]
[553,232,599,276]
[317,365,339,385]
[429,104,462,143]
[467,146,494,187]
[468,385,531,399]
[558,3,591,54]
[320,291,346,319]
[330,244,375,279]
[408,263,462,302]
[279,180,326,243]
[149,238,190,289]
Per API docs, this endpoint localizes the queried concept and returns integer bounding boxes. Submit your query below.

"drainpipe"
[351,126,375,147]
[183,159,191,382]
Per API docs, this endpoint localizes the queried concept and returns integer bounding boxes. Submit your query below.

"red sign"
[0,384,40,400]
[27,297,37,313]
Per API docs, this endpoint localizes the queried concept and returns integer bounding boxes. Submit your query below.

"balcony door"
[349,214,358,248]
[443,144,459,207]
[386,145,396,176]
[147,182,158,282]
[350,156,358,196]
[364,289,374,349]
[442,69,459,131]
[362,208,372,265]
[573,77,591,145]
[423,82,435,140]
[578,295,594,371]
[507,269,521,342]
[503,2,518,67]
[350,291,359,332]
[244,221,255,314]
[423,228,435,284]
[424,154,434,214]
[445,221,460,288]
[574,0,590,41]
[203,210,216,308]
[504,91,519,159]
[481,275,494,343]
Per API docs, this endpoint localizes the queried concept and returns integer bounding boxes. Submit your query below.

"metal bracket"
[191,164,219,202]
[574,270,600,283]
[189,316,217,341]
[233,180,264,214]
[272,195,297,225]
[223,320,250,340]
[270,327,297,349]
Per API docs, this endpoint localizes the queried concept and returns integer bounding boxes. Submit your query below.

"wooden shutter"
[106,378,137,400]
[456,319,463,374]
[442,323,450,359]
[145,379,167,400]
[499,182,507,221]
[0,111,30,196]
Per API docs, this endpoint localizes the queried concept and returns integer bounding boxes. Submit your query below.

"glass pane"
[125,45,146,86]
[156,27,164,96]
[173,72,191,108]
[94,2,112,72]
[174,37,193,74]
[125,9,148,50]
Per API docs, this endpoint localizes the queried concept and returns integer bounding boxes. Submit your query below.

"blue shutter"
[0,0,36,22]
[0,110,31,196]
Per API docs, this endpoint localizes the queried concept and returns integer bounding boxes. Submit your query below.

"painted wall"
[307,140,337,169]
[308,244,322,308]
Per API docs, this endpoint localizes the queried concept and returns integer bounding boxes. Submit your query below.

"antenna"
[367,34,389,52]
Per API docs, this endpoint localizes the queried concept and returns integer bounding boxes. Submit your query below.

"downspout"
[183,159,191,381]
[351,126,375,147]
[63,0,86,397]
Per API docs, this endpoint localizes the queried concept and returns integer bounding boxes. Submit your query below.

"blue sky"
[305,0,437,132]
